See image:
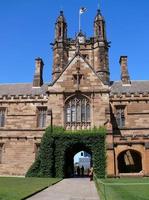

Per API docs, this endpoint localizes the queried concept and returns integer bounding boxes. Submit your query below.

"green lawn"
[0,177,61,200]
[96,178,149,200]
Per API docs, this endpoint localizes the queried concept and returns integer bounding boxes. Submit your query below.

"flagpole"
[79,8,87,32]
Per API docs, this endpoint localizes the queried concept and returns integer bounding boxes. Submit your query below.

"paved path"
[27,178,100,200]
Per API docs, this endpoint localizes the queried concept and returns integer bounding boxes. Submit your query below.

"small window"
[98,25,102,36]
[0,108,6,127]
[37,107,47,128]
[59,27,61,37]
[115,106,125,128]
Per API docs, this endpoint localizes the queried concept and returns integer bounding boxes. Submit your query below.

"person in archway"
[89,166,93,181]
[81,165,84,177]
[77,166,80,176]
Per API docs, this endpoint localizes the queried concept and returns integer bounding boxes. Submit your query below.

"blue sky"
[0,0,149,83]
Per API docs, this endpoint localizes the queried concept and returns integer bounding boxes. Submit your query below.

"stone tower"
[52,11,68,80]
[52,9,110,85]
[93,9,110,84]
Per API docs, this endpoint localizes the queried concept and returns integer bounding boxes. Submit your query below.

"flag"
[79,7,87,15]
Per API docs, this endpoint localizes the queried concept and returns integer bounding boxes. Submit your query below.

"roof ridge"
[112,80,149,83]
[0,82,32,86]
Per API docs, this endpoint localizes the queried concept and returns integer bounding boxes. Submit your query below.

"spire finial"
[97,0,101,14]
[60,10,63,16]
[98,0,100,10]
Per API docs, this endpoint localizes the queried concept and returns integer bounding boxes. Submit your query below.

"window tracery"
[37,107,47,128]
[115,106,125,127]
[65,95,90,129]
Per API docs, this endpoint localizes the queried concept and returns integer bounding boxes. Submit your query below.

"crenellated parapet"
[0,94,48,103]
[110,92,149,102]
[114,133,149,146]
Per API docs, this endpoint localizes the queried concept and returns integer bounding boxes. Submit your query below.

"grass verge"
[0,177,61,200]
[95,177,149,200]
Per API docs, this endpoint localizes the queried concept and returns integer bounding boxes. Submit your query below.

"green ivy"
[26,126,106,178]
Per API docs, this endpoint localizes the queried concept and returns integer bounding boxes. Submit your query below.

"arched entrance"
[26,126,106,179]
[64,143,92,178]
[118,149,142,173]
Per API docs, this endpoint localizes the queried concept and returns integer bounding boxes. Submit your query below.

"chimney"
[33,58,44,87]
[119,56,130,84]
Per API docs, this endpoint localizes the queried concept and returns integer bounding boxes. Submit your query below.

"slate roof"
[0,83,48,96]
[0,80,149,96]
[110,81,149,94]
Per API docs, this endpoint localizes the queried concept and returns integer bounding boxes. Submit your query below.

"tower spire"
[52,11,68,80]
[97,0,100,10]
[97,0,102,13]
[55,10,67,41]
[93,6,110,85]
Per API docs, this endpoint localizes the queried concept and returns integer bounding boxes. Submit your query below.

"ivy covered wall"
[26,126,106,178]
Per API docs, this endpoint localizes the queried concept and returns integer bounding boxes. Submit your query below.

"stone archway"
[64,143,92,177]
[118,149,142,173]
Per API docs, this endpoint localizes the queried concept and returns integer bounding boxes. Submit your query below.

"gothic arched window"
[115,106,125,127]
[65,95,90,124]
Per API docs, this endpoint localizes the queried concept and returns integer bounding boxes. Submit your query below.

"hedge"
[26,126,106,178]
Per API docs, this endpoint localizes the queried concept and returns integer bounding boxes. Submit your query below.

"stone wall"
[0,137,41,176]
[0,97,46,175]
[110,96,149,177]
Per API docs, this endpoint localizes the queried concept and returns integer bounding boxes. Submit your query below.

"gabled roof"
[49,52,104,87]
[111,80,149,94]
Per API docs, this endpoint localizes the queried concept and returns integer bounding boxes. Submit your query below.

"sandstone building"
[0,9,149,177]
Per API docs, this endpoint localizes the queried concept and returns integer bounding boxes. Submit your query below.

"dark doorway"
[64,143,92,178]
[118,150,142,173]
